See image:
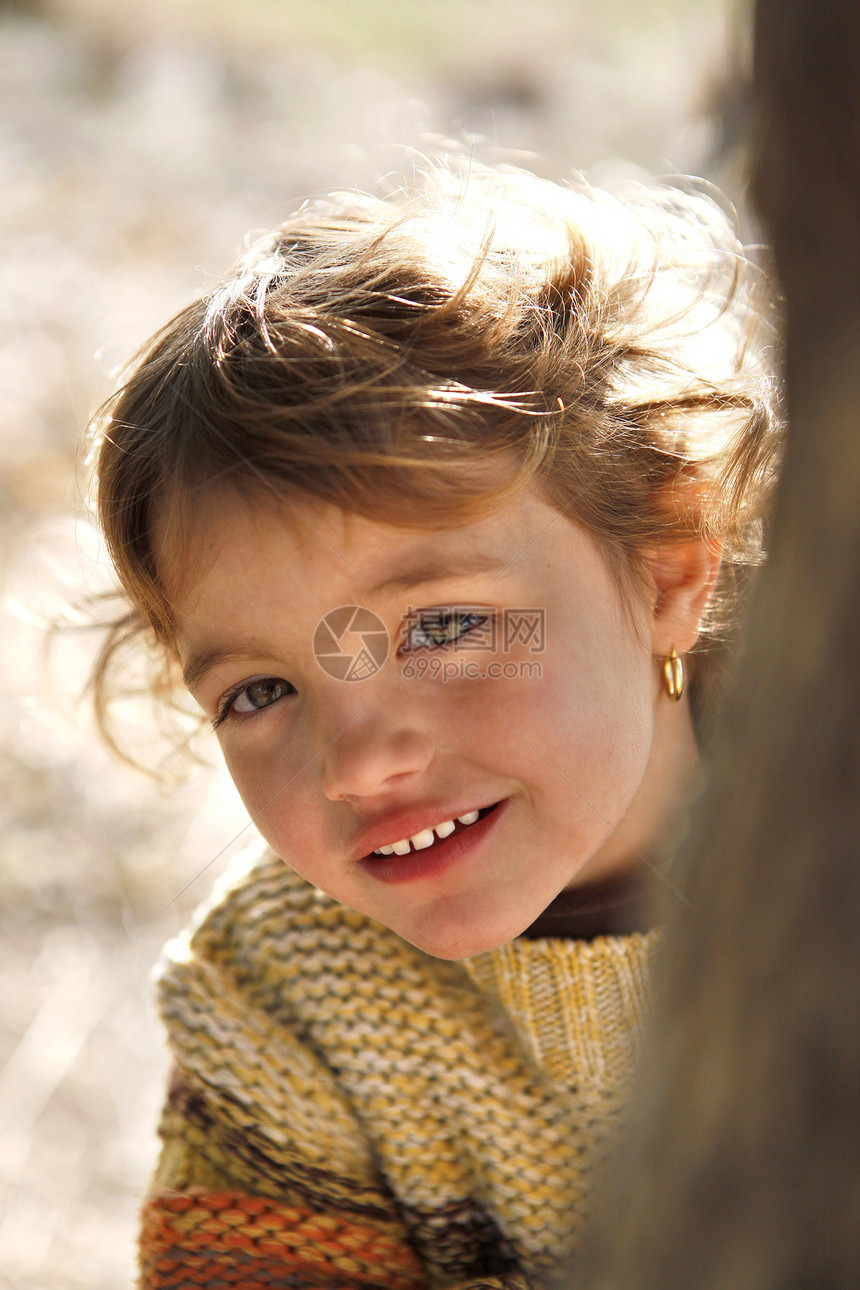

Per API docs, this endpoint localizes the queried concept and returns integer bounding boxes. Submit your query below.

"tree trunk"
[566,3,860,1287]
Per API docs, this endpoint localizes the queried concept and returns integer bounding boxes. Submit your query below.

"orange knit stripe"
[140,1189,425,1289]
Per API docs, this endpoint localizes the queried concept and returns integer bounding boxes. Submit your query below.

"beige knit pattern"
[141,848,661,1289]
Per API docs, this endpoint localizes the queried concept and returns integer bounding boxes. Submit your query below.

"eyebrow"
[182,644,278,695]
[182,556,517,693]
[366,553,516,597]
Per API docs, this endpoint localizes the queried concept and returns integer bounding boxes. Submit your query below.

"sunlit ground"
[1,1,748,1284]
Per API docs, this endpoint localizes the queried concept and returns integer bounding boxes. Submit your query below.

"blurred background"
[0,1,752,1286]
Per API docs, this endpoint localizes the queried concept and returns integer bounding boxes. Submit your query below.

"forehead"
[160,480,570,615]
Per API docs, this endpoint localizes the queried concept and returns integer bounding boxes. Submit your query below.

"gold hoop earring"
[662,646,684,702]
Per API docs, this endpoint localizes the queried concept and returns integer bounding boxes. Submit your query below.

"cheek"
[220,741,270,806]
[509,646,655,812]
[219,733,316,845]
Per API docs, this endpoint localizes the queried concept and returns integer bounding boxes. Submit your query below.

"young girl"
[89,160,780,1289]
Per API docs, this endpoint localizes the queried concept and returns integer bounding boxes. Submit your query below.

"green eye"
[429,613,469,644]
[405,611,487,651]
[230,678,293,715]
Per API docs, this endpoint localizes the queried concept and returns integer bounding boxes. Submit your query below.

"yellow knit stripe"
[464,932,659,1086]
[152,852,659,1284]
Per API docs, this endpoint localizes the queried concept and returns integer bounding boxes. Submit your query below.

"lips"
[352,799,505,862]
[356,799,507,885]
[369,804,497,858]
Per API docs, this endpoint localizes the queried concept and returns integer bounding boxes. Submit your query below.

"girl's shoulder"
[177,844,376,952]
[154,844,661,1090]
[153,845,468,1023]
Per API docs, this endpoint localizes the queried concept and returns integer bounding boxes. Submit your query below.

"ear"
[647,536,723,655]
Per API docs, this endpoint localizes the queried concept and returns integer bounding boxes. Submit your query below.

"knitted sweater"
[139,848,661,1290]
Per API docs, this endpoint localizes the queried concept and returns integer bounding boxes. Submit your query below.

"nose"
[318,681,435,801]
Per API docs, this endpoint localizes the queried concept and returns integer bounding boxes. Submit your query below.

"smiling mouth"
[363,802,502,860]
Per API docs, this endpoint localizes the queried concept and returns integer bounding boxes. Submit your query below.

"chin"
[398,907,532,960]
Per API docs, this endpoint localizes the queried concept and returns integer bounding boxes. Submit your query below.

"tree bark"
[566,4,860,1287]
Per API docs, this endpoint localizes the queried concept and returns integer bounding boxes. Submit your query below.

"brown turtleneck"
[519,867,655,941]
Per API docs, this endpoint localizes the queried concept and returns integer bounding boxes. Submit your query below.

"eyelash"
[399,609,488,653]
[212,677,296,730]
[212,610,489,729]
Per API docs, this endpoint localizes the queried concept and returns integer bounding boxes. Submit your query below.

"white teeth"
[410,828,437,851]
[371,809,484,857]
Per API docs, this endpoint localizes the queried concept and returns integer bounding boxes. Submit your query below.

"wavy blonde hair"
[87,158,783,763]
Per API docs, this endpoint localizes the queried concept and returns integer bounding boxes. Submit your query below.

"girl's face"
[167,484,703,958]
